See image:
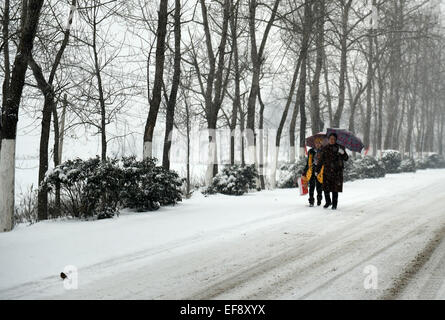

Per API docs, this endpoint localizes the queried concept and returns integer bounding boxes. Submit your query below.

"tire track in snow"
[187,214,430,299]
[187,187,445,300]
[194,215,433,300]
[380,223,445,300]
[295,223,432,299]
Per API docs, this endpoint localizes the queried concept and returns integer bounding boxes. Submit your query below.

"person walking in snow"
[302,138,324,207]
[316,133,349,210]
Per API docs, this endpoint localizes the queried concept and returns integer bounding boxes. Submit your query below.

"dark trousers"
[324,191,338,206]
[309,175,323,205]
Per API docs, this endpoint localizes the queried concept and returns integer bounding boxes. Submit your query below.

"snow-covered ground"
[1,169,445,299]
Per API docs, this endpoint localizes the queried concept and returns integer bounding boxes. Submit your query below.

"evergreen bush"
[120,157,184,211]
[399,158,416,172]
[42,156,184,219]
[352,156,386,179]
[206,165,258,195]
[381,150,402,173]
[42,157,122,219]
[277,158,306,188]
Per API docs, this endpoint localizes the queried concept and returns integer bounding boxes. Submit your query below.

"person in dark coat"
[316,133,349,210]
[302,138,323,207]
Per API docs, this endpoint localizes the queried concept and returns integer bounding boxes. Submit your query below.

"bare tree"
[72,0,129,161]
[309,0,325,134]
[228,0,241,166]
[0,0,44,232]
[143,0,168,159]
[246,0,281,186]
[162,0,181,170]
[28,0,76,221]
[185,0,231,185]
[332,0,353,128]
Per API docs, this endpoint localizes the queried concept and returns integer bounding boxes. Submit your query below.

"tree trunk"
[52,99,61,217]
[364,28,374,150]
[1,0,11,155]
[439,112,444,156]
[1,0,44,232]
[185,96,191,196]
[258,88,266,189]
[298,0,312,159]
[229,0,241,165]
[384,0,403,150]
[298,55,308,159]
[37,92,53,221]
[376,59,385,156]
[395,91,407,150]
[91,10,109,162]
[290,0,311,161]
[247,0,260,166]
[372,75,378,157]
[205,117,218,186]
[405,95,416,156]
[323,49,333,126]
[58,94,67,164]
[310,0,325,135]
[143,0,168,159]
[333,0,352,128]
[289,91,299,163]
[239,108,246,166]
[162,0,181,170]
[405,44,419,156]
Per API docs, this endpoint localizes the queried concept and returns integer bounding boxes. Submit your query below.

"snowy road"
[1,169,445,299]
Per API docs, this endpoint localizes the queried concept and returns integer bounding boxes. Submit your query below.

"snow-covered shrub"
[277,158,306,188]
[381,150,402,173]
[85,158,123,219]
[120,156,184,211]
[43,157,122,219]
[206,165,258,195]
[399,158,416,173]
[343,157,360,182]
[43,156,184,219]
[415,154,445,169]
[426,154,445,169]
[351,156,386,179]
[415,157,429,169]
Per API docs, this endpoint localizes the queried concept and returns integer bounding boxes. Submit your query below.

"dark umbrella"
[326,128,364,153]
[306,132,328,149]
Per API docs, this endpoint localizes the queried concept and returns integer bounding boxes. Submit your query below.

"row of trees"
[1,0,445,231]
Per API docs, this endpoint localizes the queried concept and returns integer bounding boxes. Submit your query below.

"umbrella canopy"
[326,128,364,153]
[306,132,328,149]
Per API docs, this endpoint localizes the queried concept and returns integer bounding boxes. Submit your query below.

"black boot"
[332,192,338,210]
[324,191,331,208]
